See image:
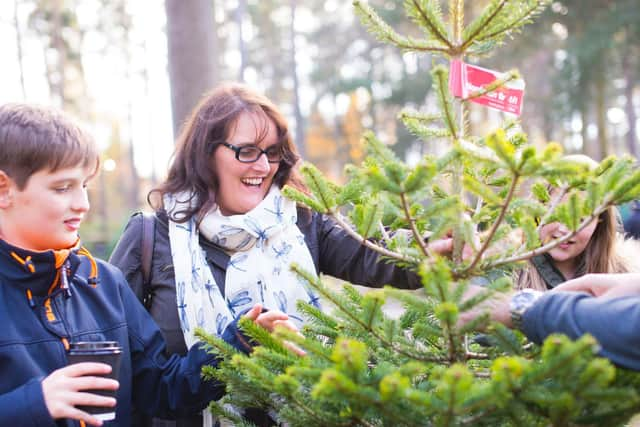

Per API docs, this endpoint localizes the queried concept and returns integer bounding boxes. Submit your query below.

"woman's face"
[213,111,280,216]
[539,218,598,265]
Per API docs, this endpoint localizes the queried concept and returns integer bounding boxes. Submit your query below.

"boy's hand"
[554,273,640,299]
[41,362,119,426]
[244,304,306,355]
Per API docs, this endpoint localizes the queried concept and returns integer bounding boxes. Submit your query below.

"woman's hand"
[243,303,298,332]
[555,273,640,299]
[243,304,306,355]
[41,362,119,426]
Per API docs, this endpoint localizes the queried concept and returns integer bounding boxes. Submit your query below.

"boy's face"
[0,165,91,251]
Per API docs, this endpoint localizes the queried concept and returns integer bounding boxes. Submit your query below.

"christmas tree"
[199,1,640,425]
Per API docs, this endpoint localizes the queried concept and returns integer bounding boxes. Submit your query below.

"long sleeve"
[522,292,640,370]
[121,279,229,419]
[0,377,56,427]
[304,212,421,289]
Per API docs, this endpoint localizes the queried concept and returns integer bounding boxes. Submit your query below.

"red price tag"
[448,60,525,116]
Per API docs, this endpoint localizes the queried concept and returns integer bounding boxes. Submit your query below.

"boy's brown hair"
[0,103,99,189]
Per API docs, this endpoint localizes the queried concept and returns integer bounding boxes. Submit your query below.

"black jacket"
[110,208,420,427]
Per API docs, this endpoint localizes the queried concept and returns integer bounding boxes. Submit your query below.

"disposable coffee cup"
[67,341,122,421]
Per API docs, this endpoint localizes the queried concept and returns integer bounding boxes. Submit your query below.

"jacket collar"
[0,238,82,296]
[531,253,566,289]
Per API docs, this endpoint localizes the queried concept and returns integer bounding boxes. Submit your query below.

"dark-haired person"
[110,82,456,427]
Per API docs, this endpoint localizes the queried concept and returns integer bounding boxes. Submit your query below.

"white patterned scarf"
[165,185,320,395]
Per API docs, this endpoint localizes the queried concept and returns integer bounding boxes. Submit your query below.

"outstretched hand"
[554,273,640,299]
[243,303,298,333]
[41,362,119,426]
[243,304,306,355]
[428,236,476,260]
[456,285,514,329]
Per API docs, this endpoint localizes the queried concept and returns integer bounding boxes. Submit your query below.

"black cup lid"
[69,341,121,351]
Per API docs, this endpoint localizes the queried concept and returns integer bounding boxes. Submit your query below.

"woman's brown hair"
[151,82,305,222]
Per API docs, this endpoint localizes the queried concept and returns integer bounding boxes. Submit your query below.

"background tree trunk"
[236,0,247,82]
[290,0,305,158]
[622,49,638,158]
[13,0,26,99]
[165,0,219,138]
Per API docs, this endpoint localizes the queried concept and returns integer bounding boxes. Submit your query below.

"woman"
[516,156,635,291]
[110,83,428,427]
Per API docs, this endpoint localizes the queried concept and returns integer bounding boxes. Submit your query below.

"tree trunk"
[165,0,219,138]
[623,47,638,158]
[289,0,305,158]
[236,0,247,82]
[51,0,66,106]
[13,0,26,99]
[595,73,608,160]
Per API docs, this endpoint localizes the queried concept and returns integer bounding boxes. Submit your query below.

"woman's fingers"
[272,319,299,333]
[243,303,263,321]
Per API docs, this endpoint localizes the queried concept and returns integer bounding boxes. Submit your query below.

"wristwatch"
[509,289,544,330]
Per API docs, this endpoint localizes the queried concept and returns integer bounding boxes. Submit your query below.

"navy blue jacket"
[523,291,640,370]
[0,238,245,427]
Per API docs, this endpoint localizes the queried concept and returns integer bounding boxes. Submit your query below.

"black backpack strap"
[140,211,156,309]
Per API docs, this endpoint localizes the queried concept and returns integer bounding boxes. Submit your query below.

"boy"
[0,104,291,427]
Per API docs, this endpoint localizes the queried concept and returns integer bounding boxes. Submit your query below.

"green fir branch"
[399,192,430,257]
[353,0,450,53]
[292,264,446,363]
[461,0,551,51]
[462,69,520,102]
[405,0,452,48]
[460,171,520,275]
[432,65,459,139]
[460,0,508,49]
[328,209,419,264]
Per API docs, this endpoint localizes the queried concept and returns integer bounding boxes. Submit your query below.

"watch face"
[512,290,540,311]
[510,290,543,330]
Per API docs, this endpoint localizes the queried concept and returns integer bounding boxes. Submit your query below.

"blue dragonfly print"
[204,280,217,308]
[190,263,203,293]
[257,278,267,304]
[216,313,229,336]
[272,241,292,260]
[196,308,205,328]
[273,290,303,323]
[244,216,275,248]
[213,224,253,250]
[227,253,249,272]
[296,277,322,308]
[177,281,190,332]
[264,195,285,223]
[227,290,253,316]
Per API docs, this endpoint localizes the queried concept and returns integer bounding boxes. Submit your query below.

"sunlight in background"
[0,0,174,180]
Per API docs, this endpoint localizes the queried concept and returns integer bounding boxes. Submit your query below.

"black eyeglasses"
[220,142,283,163]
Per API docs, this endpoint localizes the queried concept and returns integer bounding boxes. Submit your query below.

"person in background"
[110,82,454,427]
[459,273,640,370]
[623,200,640,239]
[516,155,635,291]
[0,103,278,427]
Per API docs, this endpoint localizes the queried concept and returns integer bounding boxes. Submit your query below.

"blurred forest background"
[0,0,638,258]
